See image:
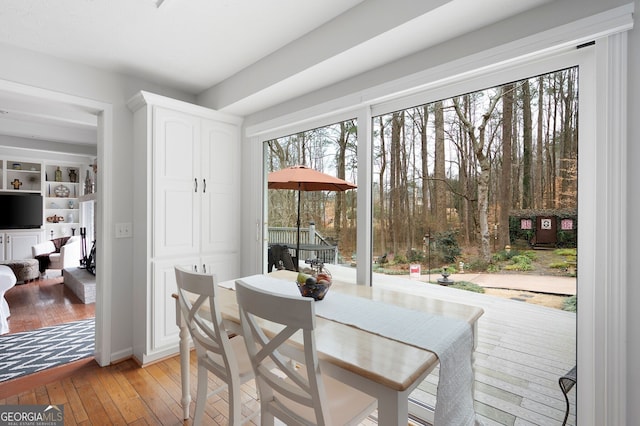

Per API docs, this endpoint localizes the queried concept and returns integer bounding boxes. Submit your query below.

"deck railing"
[268,226,338,264]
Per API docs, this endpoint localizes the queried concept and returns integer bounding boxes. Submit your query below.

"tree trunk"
[390,112,402,254]
[499,83,514,249]
[399,113,410,252]
[335,122,348,235]
[536,76,544,208]
[420,106,429,232]
[550,74,559,207]
[453,89,502,262]
[522,80,533,209]
[434,101,447,232]
[377,117,387,254]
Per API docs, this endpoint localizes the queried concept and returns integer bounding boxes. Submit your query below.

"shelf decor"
[11,179,22,190]
[47,215,64,223]
[84,170,94,194]
[54,184,70,198]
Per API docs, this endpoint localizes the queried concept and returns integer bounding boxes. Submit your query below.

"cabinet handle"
[203,179,206,193]
[202,264,206,273]
[194,178,198,192]
[0,236,2,244]
[193,264,198,272]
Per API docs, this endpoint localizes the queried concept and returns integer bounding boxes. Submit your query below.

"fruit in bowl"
[296,272,332,301]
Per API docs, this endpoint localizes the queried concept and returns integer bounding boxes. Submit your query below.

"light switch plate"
[115,222,132,238]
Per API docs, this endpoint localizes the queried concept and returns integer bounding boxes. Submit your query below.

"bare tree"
[376,117,388,254]
[559,68,578,208]
[499,83,514,249]
[434,101,447,232]
[535,76,544,208]
[390,112,403,254]
[453,89,502,262]
[522,80,533,209]
[334,122,348,235]
[419,106,430,231]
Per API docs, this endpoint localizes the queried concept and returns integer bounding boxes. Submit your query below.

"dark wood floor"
[4,274,95,333]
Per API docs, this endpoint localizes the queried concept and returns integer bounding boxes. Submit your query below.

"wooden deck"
[1,270,576,425]
[369,271,577,426]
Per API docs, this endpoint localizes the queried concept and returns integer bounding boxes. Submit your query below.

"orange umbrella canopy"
[267,165,356,192]
[267,165,356,270]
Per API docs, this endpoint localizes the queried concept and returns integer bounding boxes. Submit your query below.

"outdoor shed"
[509,209,577,248]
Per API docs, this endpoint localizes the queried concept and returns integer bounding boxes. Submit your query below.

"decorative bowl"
[296,278,332,301]
[54,184,70,198]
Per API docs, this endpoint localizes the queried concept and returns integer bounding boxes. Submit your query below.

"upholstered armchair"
[32,236,83,274]
[0,265,17,334]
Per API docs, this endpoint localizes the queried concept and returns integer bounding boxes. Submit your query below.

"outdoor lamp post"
[424,231,431,283]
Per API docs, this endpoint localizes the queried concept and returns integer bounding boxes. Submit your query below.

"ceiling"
[0,0,549,147]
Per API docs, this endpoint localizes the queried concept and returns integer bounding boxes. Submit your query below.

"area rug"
[0,318,94,382]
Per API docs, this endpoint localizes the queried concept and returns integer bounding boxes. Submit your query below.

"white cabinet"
[151,107,200,258]
[200,119,241,255]
[129,91,242,364]
[0,230,43,261]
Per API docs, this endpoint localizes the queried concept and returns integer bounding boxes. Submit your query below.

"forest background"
[266,66,578,273]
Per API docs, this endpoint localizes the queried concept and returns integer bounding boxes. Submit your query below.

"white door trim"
[0,79,113,367]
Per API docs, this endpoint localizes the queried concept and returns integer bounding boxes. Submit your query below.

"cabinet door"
[153,107,201,258]
[5,231,42,260]
[200,119,240,254]
[201,253,240,283]
[151,258,198,353]
[0,234,5,261]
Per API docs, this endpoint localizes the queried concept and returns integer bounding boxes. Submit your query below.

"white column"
[356,106,373,286]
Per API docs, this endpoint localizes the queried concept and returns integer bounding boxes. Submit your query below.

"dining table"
[174,270,484,425]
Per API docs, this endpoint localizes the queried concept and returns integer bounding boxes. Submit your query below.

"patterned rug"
[0,318,94,382]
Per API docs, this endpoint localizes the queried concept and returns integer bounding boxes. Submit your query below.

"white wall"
[0,42,195,359]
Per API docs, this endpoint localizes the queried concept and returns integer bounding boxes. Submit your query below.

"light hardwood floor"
[0,349,384,425]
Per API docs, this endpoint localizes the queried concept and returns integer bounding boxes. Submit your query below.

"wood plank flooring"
[1,348,380,425]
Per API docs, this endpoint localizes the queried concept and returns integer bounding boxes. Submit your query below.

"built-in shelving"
[0,159,42,192]
[0,155,94,242]
[43,164,83,239]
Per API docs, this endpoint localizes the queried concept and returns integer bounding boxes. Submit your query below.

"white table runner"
[233,275,481,426]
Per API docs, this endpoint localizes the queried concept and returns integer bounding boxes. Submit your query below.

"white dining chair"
[174,266,258,425]
[235,278,377,426]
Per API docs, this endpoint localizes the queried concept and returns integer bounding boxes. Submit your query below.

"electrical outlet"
[115,222,132,238]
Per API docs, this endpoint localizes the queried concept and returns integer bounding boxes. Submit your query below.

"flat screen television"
[0,193,43,229]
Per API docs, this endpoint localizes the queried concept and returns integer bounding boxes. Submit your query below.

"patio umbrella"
[267,165,357,270]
